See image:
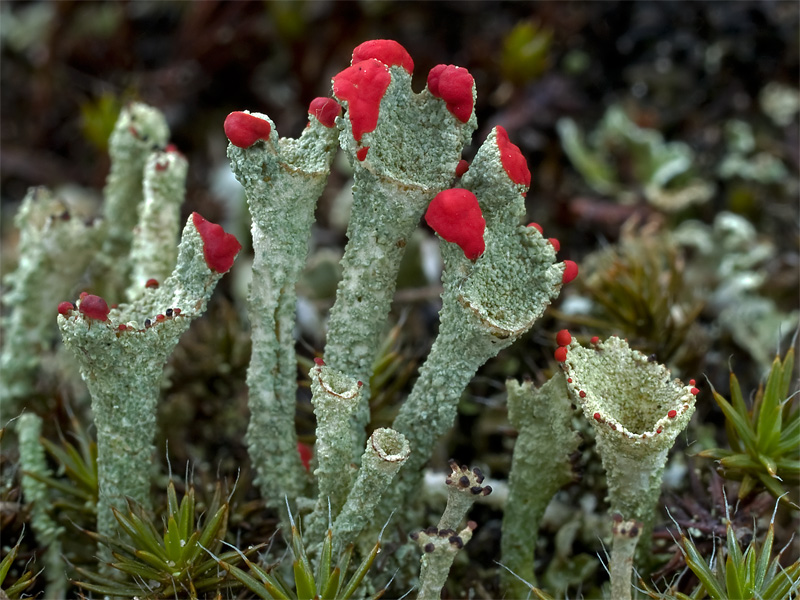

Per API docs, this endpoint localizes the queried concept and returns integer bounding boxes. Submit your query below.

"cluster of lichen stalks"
[4,39,702,599]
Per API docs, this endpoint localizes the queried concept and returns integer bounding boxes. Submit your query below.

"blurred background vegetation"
[1,1,798,598]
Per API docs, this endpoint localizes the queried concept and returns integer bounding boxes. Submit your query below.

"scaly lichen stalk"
[332,427,410,554]
[17,413,67,599]
[501,374,580,595]
[101,102,170,268]
[383,126,571,522]
[226,104,339,510]
[58,214,240,543]
[411,521,477,600]
[609,517,643,600]
[559,335,697,553]
[324,41,477,451]
[305,359,362,541]
[125,148,188,301]
[0,187,102,414]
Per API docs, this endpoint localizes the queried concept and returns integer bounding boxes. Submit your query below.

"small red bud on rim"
[690,387,699,395]
[165,143,179,153]
[308,97,341,128]
[224,111,272,148]
[356,146,369,161]
[79,291,88,300]
[590,336,600,344]
[145,278,159,288]
[297,442,313,471]
[579,390,586,398]
[548,238,560,251]
[556,329,572,347]
[593,412,602,421]
[192,212,242,273]
[314,357,325,366]
[118,324,126,331]
[495,126,531,188]
[156,314,165,321]
[352,39,414,73]
[562,260,579,284]
[527,222,543,234]
[554,347,568,362]
[668,409,677,418]
[333,59,391,142]
[57,301,74,316]
[427,64,475,123]
[173,308,181,316]
[425,188,486,260]
[567,377,572,383]
[357,380,363,387]
[657,428,663,434]
[455,159,469,177]
[689,379,696,386]
[79,295,110,321]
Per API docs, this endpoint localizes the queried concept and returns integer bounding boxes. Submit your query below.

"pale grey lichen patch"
[227,111,338,516]
[325,62,477,451]
[126,150,188,301]
[560,335,696,553]
[57,215,236,543]
[0,187,103,413]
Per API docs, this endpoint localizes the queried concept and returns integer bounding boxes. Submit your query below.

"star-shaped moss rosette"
[324,39,478,448]
[386,126,575,514]
[58,213,240,545]
[557,334,698,543]
[225,100,339,509]
[1,187,103,414]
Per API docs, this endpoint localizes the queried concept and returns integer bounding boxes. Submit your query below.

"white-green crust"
[57,216,237,541]
[501,374,580,594]
[324,63,477,451]
[126,149,188,300]
[412,521,476,600]
[560,335,696,541]
[227,111,338,511]
[0,187,103,414]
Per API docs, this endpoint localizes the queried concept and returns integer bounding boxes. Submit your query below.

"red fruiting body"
[690,387,699,395]
[192,212,242,273]
[80,291,88,300]
[118,324,126,331]
[567,377,572,383]
[57,301,74,316]
[156,314,166,321]
[351,39,414,73]
[561,260,579,284]
[556,329,572,347]
[554,347,568,363]
[165,143,178,153]
[593,412,602,421]
[657,428,662,434]
[455,159,469,177]
[79,294,110,321]
[689,379,696,385]
[224,111,272,148]
[527,222,543,234]
[427,64,475,123]
[356,147,369,161]
[590,336,600,344]
[495,126,531,188]
[308,97,341,128]
[314,357,325,366]
[579,390,586,398]
[155,160,168,172]
[425,189,486,260]
[297,442,313,472]
[333,59,391,142]
[548,238,560,251]
[173,308,181,316]
[668,409,677,418]
[145,278,159,288]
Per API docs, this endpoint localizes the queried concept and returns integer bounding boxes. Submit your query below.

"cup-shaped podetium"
[558,335,698,531]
